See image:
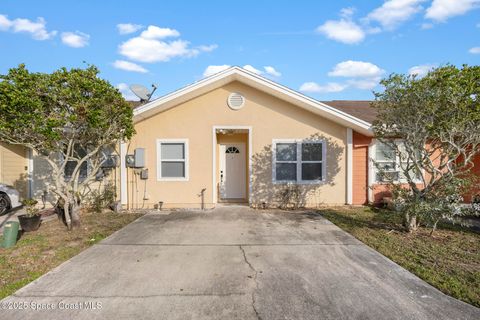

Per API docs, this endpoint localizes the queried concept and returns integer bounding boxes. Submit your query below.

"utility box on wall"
[134,148,145,168]
[126,148,145,168]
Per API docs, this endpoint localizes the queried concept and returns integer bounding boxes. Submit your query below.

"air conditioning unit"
[101,155,119,168]
[378,171,399,182]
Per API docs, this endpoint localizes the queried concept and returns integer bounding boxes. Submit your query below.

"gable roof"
[133,66,373,136]
[321,100,377,124]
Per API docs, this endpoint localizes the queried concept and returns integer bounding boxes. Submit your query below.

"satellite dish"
[129,84,158,103]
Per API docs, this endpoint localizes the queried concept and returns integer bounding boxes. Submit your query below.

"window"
[64,146,88,180]
[226,146,240,154]
[374,141,420,183]
[273,140,325,183]
[157,139,189,181]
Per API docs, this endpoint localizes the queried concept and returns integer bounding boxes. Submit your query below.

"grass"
[0,210,143,299]
[321,207,480,308]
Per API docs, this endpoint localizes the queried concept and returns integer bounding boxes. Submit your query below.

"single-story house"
[1,66,478,210]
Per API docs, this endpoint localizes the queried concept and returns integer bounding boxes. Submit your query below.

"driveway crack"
[239,245,262,320]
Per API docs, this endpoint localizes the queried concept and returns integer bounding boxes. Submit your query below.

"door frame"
[212,126,252,205]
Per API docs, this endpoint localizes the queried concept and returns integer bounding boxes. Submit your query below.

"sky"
[0,0,479,101]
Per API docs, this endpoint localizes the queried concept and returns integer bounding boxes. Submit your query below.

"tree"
[372,65,480,233]
[0,64,134,230]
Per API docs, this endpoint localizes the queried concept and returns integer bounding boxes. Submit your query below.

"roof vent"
[227,92,245,110]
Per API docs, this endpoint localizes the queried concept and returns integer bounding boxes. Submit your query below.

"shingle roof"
[321,100,376,124]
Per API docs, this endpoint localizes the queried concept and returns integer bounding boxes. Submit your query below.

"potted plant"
[18,199,41,232]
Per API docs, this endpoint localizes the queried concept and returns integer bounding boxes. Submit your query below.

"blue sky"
[0,0,479,101]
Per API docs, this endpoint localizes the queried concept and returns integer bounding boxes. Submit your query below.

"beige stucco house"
[120,67,373,209]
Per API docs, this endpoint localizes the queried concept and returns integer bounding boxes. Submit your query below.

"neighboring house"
[1,66,478,210]
[0,142,31,199]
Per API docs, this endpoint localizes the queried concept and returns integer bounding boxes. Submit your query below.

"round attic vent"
[227,92,245,110]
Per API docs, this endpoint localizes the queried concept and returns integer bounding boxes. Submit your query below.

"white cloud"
[469,47,480,54]
[203,65,231,77]
[243,64,262,74]
[408,64,436,77]
[300,82,347,93]
[0,14,56,40]
[140,25,180,39]
[300,60,385,94]
[0,14,12,30]
[113,60,148,73]
[316,18,365,44]
[340,7,356,18]
[116,83,138,101]
[61,31,90,48]
[264,66,281,77]
[328,60,385,78]
[120,37,194,62]
[117,23,143,35]
[367,0,426,30]
[196,44,218,52]
[426,0,480,22]
[119,25,216,63]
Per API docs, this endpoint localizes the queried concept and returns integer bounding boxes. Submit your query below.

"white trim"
[156,139,189,181]
[133,67,373,136]
[120,142,128,205]
[368,139,375,203]
[272,139,327,184]
[212,126,252,205]
[346,128,353,205]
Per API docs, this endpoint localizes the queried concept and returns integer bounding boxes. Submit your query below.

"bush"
[391,178,471,234]
[277,184,301,210]
[87,184,117,213]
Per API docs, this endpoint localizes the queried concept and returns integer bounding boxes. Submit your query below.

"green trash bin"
[2,221,20,248]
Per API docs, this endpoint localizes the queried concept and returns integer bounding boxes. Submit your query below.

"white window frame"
[372,139,422,184]
[272,139,326,184]
[156,139,189,181]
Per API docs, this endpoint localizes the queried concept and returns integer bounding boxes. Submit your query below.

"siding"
[352,132,371,205]
[0,142,28,198]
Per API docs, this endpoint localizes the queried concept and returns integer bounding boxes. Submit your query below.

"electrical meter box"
[126,148,146,168]
[140,168,148,180]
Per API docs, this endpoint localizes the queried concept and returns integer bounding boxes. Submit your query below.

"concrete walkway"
[1,206,479,319]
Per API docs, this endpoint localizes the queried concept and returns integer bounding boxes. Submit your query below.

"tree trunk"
[70,204,81,228]
[404,212,418,233]
[430,219,439,236]
[63,201,72,230]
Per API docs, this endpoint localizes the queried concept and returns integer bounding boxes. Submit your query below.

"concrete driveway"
[1,206,479,320]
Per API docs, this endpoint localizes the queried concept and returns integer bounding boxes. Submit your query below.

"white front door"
[219,143,246,199]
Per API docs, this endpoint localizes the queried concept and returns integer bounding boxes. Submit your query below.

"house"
[121,67,377,209]
[1,66,478,211]
[0,142,31,199]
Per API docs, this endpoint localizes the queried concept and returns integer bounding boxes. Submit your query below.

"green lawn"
[0,211,143,299]
[321,207,480,308]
